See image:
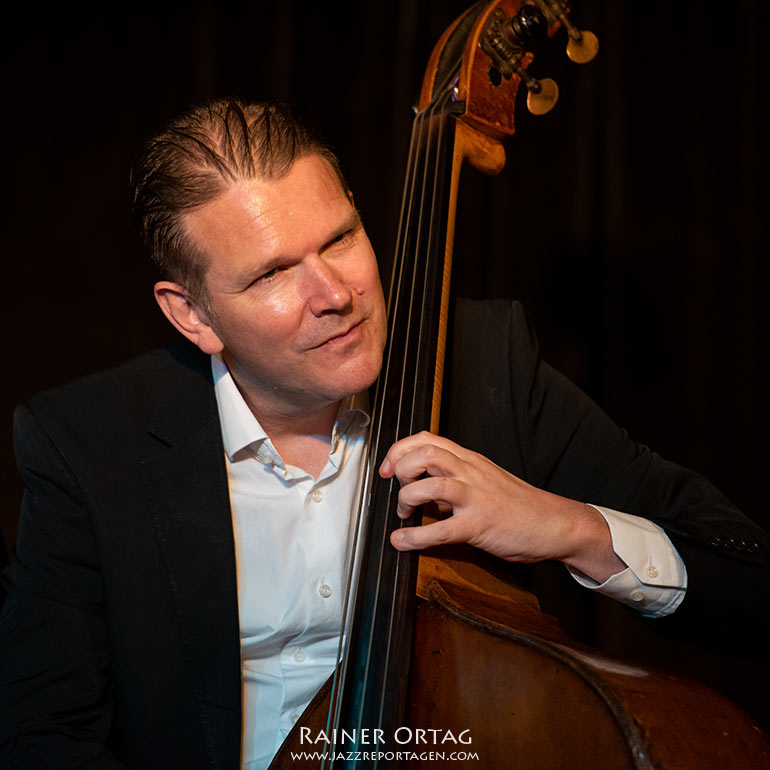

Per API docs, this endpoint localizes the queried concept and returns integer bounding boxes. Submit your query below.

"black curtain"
[4,0,768,729]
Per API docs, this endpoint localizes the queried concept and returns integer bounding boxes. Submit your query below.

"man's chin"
[316,359,382,401]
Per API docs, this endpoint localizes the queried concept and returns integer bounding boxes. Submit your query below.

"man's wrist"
[568,505,688,617]
[562,502,628,584]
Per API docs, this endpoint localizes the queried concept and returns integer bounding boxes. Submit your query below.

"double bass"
[273,2,770,767]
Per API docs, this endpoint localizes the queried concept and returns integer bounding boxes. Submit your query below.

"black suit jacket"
[2,300,768,769]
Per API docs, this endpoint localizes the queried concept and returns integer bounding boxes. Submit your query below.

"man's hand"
[379,431,626,584]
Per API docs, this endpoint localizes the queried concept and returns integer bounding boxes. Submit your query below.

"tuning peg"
[525,77,559,115]
[478,5,560,114]
[566,29,599,64]
[543,0,599,63]
[511,62,559,115]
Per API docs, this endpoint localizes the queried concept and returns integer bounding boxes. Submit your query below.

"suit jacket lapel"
[140,343,242,769]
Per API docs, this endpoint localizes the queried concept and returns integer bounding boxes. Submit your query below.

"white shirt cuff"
[568,505,688,617]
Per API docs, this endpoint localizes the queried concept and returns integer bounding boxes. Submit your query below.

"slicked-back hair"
[131,98,347,305]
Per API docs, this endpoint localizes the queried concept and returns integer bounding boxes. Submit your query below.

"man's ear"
[154,281,224,355]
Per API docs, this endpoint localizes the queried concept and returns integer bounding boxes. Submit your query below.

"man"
[1,98,768,769]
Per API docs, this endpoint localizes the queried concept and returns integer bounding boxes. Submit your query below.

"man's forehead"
[183,155,357,278]
[209,155,348,224]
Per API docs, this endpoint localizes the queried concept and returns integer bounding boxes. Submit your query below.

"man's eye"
[255,266,286,285]
[329,229,355,247]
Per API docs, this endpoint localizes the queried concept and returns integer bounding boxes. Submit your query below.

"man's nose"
[305,256,353,315]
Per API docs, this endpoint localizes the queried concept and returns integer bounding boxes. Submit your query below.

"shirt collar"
[211,354,370,464]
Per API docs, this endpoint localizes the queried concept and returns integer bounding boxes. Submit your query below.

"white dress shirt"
[213,355,368,770]
[212,354,687,769]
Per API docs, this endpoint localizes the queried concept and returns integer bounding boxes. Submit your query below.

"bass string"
[380,89,454,474]
[369,88,455,736]
[358,101,435,733]
[329,103,430,744]
[330,82,456,745]
[372,74,456,460]
[412,97,452,435]
[325,105,427,752]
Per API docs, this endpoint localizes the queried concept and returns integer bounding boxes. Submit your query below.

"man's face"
[183,154,387,417]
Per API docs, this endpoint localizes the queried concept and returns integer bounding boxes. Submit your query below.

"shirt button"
[293,647,306,663]
[319,583,333,598]
[290,711,300,723]
[645,565,659,579]
[310,489,324,503]
[630,589,645,603]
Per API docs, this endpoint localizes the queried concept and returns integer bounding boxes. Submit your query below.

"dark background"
[4,0,768,733]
